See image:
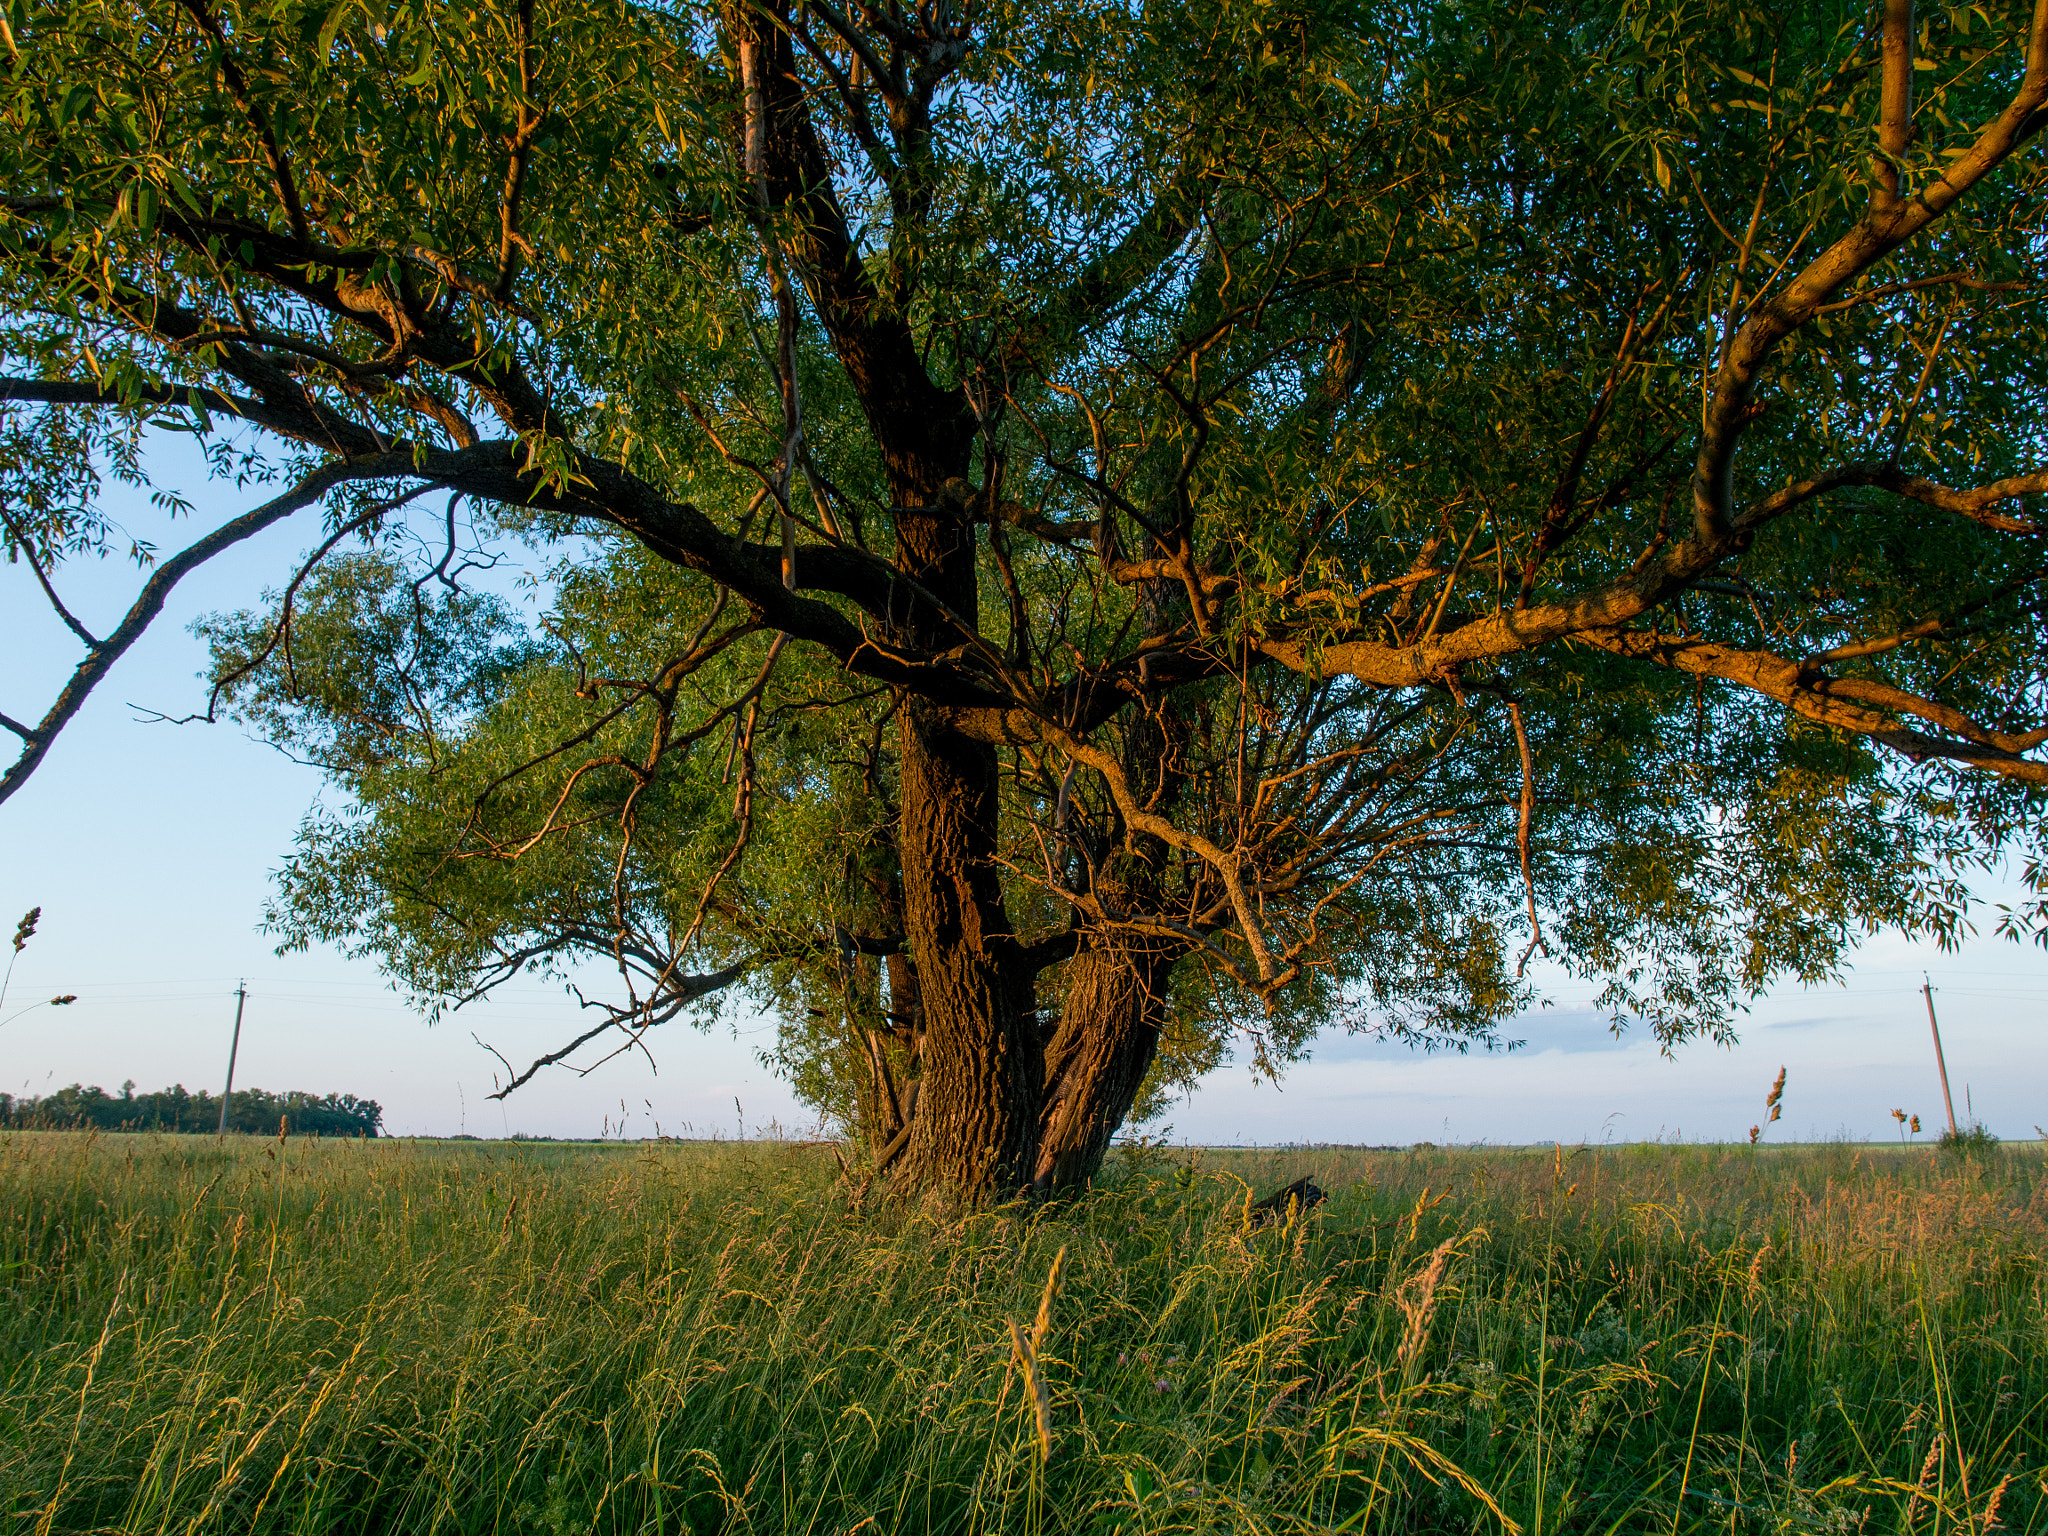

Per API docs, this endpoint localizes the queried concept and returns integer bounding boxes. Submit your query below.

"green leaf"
[317,0,359,64]
[56,82,94,127]
[397,36,434,87]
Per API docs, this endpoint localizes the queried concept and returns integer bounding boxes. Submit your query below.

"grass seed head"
[1905,1439,1943,1527]
[1031,1244,1065,1356]
[1983,1473,2012,1531]
[1008,1318,1053,1462]
[1394,1236,1458,1370]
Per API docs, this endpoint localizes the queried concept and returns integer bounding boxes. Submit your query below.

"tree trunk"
[894,699,1039,1193]
[1032,939,1179,1194]
[885,446,1040,1195]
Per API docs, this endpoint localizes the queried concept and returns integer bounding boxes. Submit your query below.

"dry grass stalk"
[1007,1244,1066,1462]
[1394,1237,1458,1371]
[1007,1320,1053,1462]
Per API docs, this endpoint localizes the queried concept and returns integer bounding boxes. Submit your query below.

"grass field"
[2,1130,2042,1534]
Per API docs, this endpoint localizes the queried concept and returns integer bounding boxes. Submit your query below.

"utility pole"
[217,981,247,1138]
[1922,974,1958,1137]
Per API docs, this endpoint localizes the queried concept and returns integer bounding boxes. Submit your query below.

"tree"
[2,0,2045,1194]
[0,1080,384,1135]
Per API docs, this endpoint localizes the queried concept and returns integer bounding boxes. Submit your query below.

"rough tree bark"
[895,702,1041,1190]
[882,433,1045,1189]
[1033,937,1181,1194]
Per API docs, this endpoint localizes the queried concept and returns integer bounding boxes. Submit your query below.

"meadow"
[1,1129,2041,1535]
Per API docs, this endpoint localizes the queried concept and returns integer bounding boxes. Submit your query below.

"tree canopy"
[2,0,2045,1191]
[0,1081,384,1135]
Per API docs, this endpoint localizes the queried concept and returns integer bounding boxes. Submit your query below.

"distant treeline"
[0,1082,383,1137]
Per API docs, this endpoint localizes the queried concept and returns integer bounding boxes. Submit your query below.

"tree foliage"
[0,1081,384,1135]
[1,0,2044,1189]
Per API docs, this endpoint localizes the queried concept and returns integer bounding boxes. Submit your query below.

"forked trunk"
[862,437,1187,1197]
[1032,939,1180,1194]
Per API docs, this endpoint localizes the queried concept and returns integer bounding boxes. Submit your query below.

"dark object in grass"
[1248,1176,1327,1228]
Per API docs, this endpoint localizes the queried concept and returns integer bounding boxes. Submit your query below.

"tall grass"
[2,1130,2042,1533]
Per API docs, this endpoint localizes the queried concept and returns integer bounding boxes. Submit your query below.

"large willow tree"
[2,0,2045,1191]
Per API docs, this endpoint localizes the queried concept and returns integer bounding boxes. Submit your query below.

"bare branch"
[483,960,749,1098]
[0,502,99,647]
[1,452,419,805]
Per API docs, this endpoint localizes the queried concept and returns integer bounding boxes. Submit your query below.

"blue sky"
[2,438,2042,1144]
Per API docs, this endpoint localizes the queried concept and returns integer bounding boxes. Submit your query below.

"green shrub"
[1937,1121,2001,1158]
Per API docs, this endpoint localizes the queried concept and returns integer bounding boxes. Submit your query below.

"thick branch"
[1873,0,1916,210]
[1739,461,2048,535]
[1255,456,2048,690]
[1585,628,2048,783]
[0,375,363,450]
[733,0,970,479]
[1694,0,2048,543]
[0,452,416,804]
